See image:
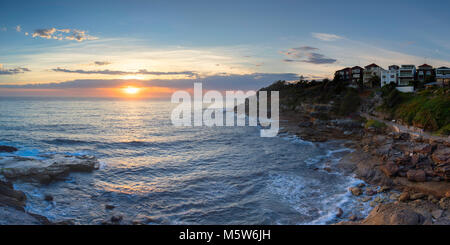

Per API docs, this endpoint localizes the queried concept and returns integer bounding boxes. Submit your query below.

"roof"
[335,67,351,72]
[351,66,363,70]
[365,63,379,69]
[418,64,433,69]
[437,66,450,69]
[389,65,399,70]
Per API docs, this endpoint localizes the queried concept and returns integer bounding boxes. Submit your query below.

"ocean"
[0,97,373,224]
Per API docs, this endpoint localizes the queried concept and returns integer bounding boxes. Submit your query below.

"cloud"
[32,28,57,39]
[31,28,97,42]
[93,61,111,66]
[64,29,97,42]
[51,67,198,77]
[15,25,21,32]
[0,73,299,91]
[312,33,343,41]
[0,65,31,75]
[281,46,337,64]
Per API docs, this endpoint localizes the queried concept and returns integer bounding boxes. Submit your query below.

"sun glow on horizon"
[123,86,141,95]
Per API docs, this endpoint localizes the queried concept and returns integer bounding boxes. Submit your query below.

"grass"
[379,87,450,135]
[365,119,387,129]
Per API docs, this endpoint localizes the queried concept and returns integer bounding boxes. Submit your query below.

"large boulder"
[0,180,26,210]
[407,169,427,182]
[0,145,18,153]
[360,203,425,225]
[0,154,99,183]
[413,144,433,155]
[349,187,363,196]
[435,164,450,181]
[379,162,399,177]
[432,147,450,166]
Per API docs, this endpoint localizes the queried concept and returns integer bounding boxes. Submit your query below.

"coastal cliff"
[264,80,450,224]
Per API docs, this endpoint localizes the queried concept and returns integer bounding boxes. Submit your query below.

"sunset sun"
[123,86,140,95]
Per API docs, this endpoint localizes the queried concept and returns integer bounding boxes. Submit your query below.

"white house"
[398,65,416,86]
[435,66,450,87]
[381,65,399,87]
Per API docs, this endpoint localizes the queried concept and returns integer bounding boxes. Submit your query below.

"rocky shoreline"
[279,107,450,225]
[1,105,449,225]
[0,148,99,225]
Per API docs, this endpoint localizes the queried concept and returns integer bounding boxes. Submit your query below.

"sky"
[0,0,449,98]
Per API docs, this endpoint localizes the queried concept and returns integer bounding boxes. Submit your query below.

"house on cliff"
[363,63,384,88]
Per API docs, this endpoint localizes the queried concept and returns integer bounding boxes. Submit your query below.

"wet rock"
[0,154,99,183]
[431,147,450,165]
[44,194,53,202]
[105,204,115,210]
[55,219,76,225]
[0,145,18,153]
[413,144,433,155]
[361,196,372,202]
[374,196,384,203]
[336,208,343,218]
[349,187,362,196]
[369,201,377,207]
[111,214,123,223]
[0,180,27,210]
[379,162,399,177]
[399,192,410,202]
[365,188,377,196]
[361,203,424,225]
[389,193,400,200]
[394,155,411,165]
[406,169,426,182]
[349,215,357,221]
[439,198,450,210]
[410,154,421,165]
[389,209,423,225]
[323,167,332,173]
[362,145,370,152]
[432,177,441,182]
[431,209,443,219]
[0,206,46,225]
[410,193,426,200]
[378,186,390,193]
[435,164,450,181]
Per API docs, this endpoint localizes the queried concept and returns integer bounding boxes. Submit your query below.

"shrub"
[365,119,387,129]
[384,89,402,108]
[338,90,360,116]
[437,124,450,136]
[380,83,396,97]
[413,110,439,131]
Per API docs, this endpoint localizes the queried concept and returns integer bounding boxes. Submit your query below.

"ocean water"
[0,98,373,224]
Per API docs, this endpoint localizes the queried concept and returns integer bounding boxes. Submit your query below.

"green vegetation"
[437,124,450,136]
[365,119,387,129]
[379,86,450,135]
[260,79,360,117]
[339,90,361,116]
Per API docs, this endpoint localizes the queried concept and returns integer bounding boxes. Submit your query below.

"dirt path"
[360,112,450,144]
